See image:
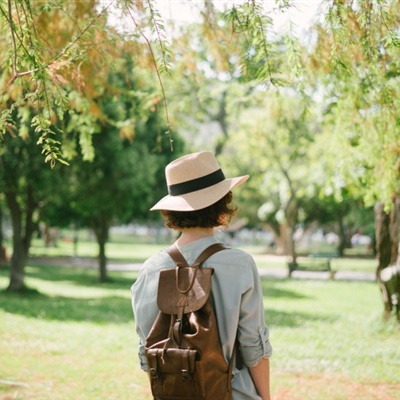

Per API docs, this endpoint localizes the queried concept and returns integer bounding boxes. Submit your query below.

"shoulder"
[205,246,260,292]
[142,249,176,272]
[213,246,255,263]
[205,246,257,271]
[133,249,175,283]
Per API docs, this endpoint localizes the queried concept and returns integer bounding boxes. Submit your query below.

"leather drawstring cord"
[175,265,199,294]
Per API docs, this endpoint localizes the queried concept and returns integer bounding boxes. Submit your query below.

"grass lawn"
[1,255,397,399]
[25,237,167,262]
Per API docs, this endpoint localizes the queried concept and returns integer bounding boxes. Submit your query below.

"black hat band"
[168,169,225,196]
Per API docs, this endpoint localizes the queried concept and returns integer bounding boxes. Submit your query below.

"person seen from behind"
[131,151,272,399]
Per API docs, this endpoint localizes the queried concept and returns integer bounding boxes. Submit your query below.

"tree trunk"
[336,206,346,257]
[261,223,287,255]
[388,196,400,322]
[73,226,79,257]
[5,186,37,291]
[375,202,393,272]
[0,206,3,268]
[98,238,107,282]
[92,218,109,282]
[389,195,400,264]
[375,199,400,321]
[6,191,26,290]
[285,197,298,265]
[213,90,229,157]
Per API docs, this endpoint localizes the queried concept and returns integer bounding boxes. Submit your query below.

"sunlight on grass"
[264,278,400,392]
[26,237,167,261]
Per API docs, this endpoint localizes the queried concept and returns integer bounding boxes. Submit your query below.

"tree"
[0,0,186,287]
[307,0,400,320]
[222,90,319,263]
[69,133,157,282]
[0,2,123,289]
[41,54,183,282]
[0,0,142,163]
[301,193,375,257]
[0,113,64,290]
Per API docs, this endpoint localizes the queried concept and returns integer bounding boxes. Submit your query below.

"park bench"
[287,252,339,279]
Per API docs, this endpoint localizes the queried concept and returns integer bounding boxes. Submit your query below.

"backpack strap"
[166,242,227,268]
[192,243,227,266]
[166,243,228,294]
[166,245,190,268]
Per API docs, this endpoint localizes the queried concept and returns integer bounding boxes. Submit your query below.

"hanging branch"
[226,0,276,86]
[1,0,117,166]
[125,4,173,151]
[284,13,304,92]
[251,0,275,84]
[7,0,18,77]
[3,0,115,89]
[146,0,171,75]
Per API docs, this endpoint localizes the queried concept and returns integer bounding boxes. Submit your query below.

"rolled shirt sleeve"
[237,257,273,367]
[137,339,148,371]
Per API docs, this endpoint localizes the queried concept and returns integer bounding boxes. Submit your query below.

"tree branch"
[126,4,173,151]
[251,0,275,84]
[4,1,114,90]
[7,0,18,76]
[146,0,170,73]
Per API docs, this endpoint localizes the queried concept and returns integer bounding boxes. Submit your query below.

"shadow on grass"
[260,279,338,327]
[18,264,137,290]
[265,308,337,327]
[1,264,336,327]
[0,264,136,324]
[0,289,134,324]
[260,279,310,300]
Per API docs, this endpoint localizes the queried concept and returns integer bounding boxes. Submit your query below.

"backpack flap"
[147,348,202,398]
[157,267,213,315]
[147,347,198,376]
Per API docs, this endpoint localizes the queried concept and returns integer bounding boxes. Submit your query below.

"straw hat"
[150,151,249,211]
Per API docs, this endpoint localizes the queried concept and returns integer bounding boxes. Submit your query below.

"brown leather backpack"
[145,243,236,400]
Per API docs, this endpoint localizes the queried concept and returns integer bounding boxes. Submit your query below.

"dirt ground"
[2,372,399,400]
[273,371,400,400]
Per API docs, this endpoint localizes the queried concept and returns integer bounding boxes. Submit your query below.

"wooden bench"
[288,252,338,279]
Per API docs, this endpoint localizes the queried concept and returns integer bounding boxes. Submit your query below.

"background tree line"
[0,0,399,321]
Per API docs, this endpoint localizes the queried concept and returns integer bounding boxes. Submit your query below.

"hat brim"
[150,175,249,211]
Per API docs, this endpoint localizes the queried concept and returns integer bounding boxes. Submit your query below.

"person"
[131,151,272,400]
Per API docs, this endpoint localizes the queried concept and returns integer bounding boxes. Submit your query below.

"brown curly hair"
[160,191,237,230]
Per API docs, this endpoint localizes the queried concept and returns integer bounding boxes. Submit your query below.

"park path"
[27,255,376,282]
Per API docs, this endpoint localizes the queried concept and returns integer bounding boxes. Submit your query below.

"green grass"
[25,237,167,261]
[0,264,148,400]
[249,252,376,273]
[264,279,399,378]
[1,257,399,400]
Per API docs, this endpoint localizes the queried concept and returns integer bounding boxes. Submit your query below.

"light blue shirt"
[131,236,272,400]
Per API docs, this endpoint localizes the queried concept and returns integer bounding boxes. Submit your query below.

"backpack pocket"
[147,348,204,399]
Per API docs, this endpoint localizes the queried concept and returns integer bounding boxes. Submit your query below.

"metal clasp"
[181,369,192,383]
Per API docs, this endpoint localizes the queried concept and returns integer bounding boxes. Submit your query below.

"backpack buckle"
[150,367,161,380]
[181,369,192,383]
